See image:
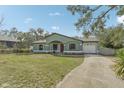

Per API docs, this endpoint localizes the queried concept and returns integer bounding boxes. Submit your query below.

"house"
[0,35,19,48]
[32,33,99,54]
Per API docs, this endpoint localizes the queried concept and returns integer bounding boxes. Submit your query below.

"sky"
[0,5,123,36]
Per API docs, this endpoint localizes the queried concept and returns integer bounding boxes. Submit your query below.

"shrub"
[0,49,13,54]
[0,48,32,54]
[13,49,32,54]
[114,48,124,79]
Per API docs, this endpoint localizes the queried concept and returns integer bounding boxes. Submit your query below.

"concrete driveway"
[56,55,124,88]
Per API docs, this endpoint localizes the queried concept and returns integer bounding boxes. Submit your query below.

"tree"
[14,27,47,49]
[67,5,124,33]
[16,32,25,49]
[97,24,124,49]
[0,16,4,28]
[0,42,7,49]
[0,29,9,35]
[23,32,35,49]
[0,26,48,50]
[29,27,46,41]
[44,31,50,36]
[110,25,124,48]
[83,31,91,38]
[16,31,34,49]
[9,27,18,38]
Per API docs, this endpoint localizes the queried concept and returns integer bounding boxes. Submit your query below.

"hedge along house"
[33,33,99,54]
[0,35,19,48]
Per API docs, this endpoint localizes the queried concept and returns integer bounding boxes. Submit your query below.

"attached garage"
[83,42,98,53]
[82,36,99,54]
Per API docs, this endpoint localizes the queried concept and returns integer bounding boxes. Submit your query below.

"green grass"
[0,54,83,88]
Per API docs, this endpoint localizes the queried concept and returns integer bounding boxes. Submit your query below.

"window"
[69,44,76,50]
[39,45,43,50]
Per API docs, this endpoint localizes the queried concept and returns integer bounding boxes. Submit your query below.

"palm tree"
[115,49,124,79]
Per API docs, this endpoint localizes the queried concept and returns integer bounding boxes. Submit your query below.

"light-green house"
[33,33,99,54]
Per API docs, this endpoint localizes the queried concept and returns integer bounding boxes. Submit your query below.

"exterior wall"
[33,43,49,52]
[33,44,39,50]
[46,34,83,51]
[0,41,17,48]
[33,34,83,52]
[64,41,82,51]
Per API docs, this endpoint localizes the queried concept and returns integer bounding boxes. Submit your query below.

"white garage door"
[83,43,97,53]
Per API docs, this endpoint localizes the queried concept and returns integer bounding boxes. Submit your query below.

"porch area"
[49,41,64,53]
[33,40,83,55]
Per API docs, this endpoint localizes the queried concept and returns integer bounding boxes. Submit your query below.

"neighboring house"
[0,35,19,48]
[32,33,99,54]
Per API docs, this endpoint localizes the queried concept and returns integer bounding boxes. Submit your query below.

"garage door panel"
[83,43,97,53]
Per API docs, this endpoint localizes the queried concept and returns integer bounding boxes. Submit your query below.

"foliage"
[9,27,18,38]
[0,16,4,28]
[0,49,13,54]
[0,42,7,49]
[13,49,32,54]
[0,54,83,87]
[29,28,48,41]
[0,27,49,50]
[97,24,124,49]
[67,5,124,33]
[0,48,32,54]
[115,48,124,79]
[83,31,91,38]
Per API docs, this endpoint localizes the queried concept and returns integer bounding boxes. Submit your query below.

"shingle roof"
[45,33,83,42]
[82,36,99,42]
[0,35,19,42]
[33,39,46,44]
[33,33,99,44]
[73,36,99,42]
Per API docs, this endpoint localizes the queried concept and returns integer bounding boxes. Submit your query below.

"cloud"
[24,18,33,24]
[48,12,61,16]
[117,15,124,24]
[51,26,60,30]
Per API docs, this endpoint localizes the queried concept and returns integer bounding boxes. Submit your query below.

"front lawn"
[0,54,83,88]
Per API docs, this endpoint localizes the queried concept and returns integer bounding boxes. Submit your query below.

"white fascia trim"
[64,51,83,53]
[33,50,49,53]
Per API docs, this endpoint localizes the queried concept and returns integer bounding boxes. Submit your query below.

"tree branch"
[89,6,117,20]
[99,6,117,19]
[91,5,102,11]
[0,16,4,28]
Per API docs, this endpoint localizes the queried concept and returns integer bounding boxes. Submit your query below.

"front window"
[69,44,76,50]
[39,45,43,50]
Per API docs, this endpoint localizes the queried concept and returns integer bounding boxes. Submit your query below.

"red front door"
[60,44,64,53]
